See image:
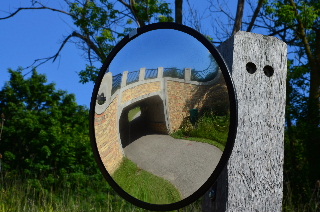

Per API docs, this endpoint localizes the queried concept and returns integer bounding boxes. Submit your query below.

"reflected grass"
[171,113,229,151]
[112,157,182,204]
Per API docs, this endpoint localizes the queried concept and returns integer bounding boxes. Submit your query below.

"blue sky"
[109,29,215,75]
[0,0,255,108]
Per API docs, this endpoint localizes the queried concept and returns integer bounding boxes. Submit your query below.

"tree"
[0,0,174,83]
[0,69,97,183]
[261,0,320,191]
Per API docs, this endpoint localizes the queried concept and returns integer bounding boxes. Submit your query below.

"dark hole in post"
[263,65,274,77]
[246,62,257,74]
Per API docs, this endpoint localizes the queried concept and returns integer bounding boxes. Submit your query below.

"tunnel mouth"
[119,95,168,148]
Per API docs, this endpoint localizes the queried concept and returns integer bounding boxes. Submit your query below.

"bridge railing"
[111,73,122,95]
[163,68,185,79]
[127,70,140,85]
[145,68,158,79]
[108,67,218,95]
[191,69,218,82]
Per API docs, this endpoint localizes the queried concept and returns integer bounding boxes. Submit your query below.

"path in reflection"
[123,134,222,198]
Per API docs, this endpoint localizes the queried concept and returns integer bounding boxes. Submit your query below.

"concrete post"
[185,68,191,82]
[95,72,113,115]
[202,31,287,211]
[158,67,164,78]
[121,71,128,88]
[139,68,146,81]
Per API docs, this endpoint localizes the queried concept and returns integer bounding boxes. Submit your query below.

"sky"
[0,0,260,108]
[108,29,216,75]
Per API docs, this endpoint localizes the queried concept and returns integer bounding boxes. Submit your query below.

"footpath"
[123,134,223,198]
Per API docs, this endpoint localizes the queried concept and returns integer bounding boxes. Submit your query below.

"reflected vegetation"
[93,28,230,204]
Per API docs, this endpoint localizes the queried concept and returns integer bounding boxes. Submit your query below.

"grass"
[0,174,146,212]
[128,107,141,122]
[170,112,229,151]
[112,157,182,205]
[170,132,225,151]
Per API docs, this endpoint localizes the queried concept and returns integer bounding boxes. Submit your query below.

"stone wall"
[94,97,124,175]
[121,81,161,103]
[165,74,229,132]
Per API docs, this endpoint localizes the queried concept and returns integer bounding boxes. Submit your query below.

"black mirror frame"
[89,22,238,211]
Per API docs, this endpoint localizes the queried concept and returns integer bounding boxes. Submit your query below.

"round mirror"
[90,22,237,211]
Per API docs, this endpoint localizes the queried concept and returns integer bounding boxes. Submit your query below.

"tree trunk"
[306,28,320,185]
[175,0,183,24]
[232,0,245,35]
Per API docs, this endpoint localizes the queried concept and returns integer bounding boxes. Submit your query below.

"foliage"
[263,1,320,206]
[0,69,99,186]
[68,0,174,83]
[172,110,229,149]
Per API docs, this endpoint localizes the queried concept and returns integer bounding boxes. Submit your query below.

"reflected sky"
[108,29,217,75]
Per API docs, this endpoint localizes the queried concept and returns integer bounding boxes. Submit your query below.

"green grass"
[128,107,141,122]
[170,132,225,151]
[112,157,182,205]
[171,112,229,150]
[0,174,146,212]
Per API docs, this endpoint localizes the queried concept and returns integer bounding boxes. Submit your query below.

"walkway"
[123,134,223,198]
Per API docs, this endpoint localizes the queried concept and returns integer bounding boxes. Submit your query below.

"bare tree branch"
[0,6,71,20]
[246,0,264,32]
[118,0,145,27]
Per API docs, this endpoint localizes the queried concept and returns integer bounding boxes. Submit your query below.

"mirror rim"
[89,22,238,211]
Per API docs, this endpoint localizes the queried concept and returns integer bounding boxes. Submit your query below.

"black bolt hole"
[246,62,257,74]
[263,65,274,77]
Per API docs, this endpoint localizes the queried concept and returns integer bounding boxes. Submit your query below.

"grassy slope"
[112,157,182,205]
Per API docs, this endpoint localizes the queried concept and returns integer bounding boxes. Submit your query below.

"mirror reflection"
[94,29,230,204]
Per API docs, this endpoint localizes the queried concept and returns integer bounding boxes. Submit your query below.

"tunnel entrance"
[119,95,168,148]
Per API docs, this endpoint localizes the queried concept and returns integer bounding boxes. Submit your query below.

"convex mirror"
[90,22,237,211]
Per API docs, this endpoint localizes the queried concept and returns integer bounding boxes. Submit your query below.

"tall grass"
[0,172,205,212]
[0,173,147,212]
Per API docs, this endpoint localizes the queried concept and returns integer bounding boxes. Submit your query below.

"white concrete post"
[158,67,164,78]
[184,68,191,82]
[121,71,128,88]
[203,31,287,212]
[139,68,146,81]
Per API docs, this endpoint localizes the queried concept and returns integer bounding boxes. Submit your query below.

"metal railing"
[145,68,158,79]
[127,70,140,85]
[109,67,218,96]
[163,68,184,79]
[111,73,122,95]
[191,69,218,82]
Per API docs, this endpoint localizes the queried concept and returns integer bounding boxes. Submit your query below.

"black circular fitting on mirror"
[246,62,257,74]
[263,65,274,77]
[89,22,238,211]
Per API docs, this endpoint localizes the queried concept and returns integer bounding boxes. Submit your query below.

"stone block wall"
[121,82,161,103]
[166,74,228,132]
[94,97,124,175]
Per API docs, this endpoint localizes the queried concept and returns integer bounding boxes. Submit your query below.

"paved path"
[123,134,222,198]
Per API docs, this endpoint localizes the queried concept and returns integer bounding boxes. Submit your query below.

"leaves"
[0,69,97,179]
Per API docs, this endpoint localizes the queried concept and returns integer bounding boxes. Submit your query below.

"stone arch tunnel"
[94,67,228,174]
[119,95,167,148]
